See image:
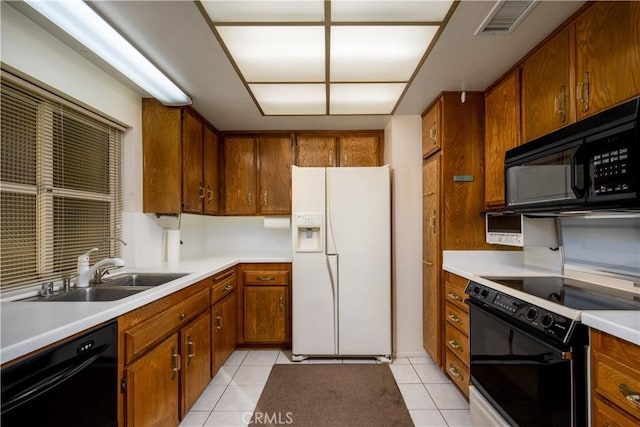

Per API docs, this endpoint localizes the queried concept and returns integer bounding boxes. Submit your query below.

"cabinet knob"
[180,313,185,320]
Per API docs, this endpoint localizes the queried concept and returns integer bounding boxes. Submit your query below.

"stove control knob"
[480,289,489,299]
[525,307,538,321]
[472,286,481,295]
[540,313,554,328]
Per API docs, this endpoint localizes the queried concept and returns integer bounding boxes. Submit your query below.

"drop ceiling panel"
[201,0,325,23]
[217,26,325,82]
[250,83,326,115]
[331,0,454,22]
[330,26,438,81]
[330,83,406,115]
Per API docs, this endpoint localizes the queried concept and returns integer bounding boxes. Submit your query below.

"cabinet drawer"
[445,323,469,366]
[445,302,469,335]
[211,273,235,305]
[593,395,640,427]
[445,350,469,398]
[124,289,209,364]
[593,352,640,419]
[243,270,289,285]
[444,275,468,312]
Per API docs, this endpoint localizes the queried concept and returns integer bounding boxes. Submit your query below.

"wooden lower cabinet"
[443,272,470,397]
[180,311,211,418]
[237,263,291,345]
[125,333,179,427]
[591,329,640,425]
[244,286,288,343]
[119,280,211,426]
[212,292,237,375]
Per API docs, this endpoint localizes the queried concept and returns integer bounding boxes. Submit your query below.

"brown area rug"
[249,364,413,427]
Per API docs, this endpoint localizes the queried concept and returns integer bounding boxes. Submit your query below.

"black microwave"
[505,97,639,212]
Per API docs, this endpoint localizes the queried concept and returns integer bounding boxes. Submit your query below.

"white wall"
[0,3,161,268]
[384,116,426,357]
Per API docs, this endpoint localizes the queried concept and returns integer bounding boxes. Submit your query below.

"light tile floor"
[179,350,471,427]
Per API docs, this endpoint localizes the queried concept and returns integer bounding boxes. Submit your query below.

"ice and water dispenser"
[294,214,323,252]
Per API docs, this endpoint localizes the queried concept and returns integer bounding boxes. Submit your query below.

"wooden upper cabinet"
[223,137,257,215]
[422,99,441,158]
[203,126,220,215]
[485,70,522,208]
[522,27,574,142]
[338,134,381,166]
[182,109,205,214]
[142,99,220,215]
[142,99,182,214]
[258,136,292,215]
[295,135,338,167]
[575,1,640,120]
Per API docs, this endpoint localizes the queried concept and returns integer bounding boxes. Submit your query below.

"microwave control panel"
[589,126,636,196]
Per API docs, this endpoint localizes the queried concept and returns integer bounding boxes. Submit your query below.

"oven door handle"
[1,344,109,414]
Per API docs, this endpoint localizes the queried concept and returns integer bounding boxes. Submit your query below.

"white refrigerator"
[291,165,391,361]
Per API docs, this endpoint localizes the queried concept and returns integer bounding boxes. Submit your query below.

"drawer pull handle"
[619,384,640,408]
[222,284,233,292]
[448,339,462,351]
[216,312,223,331]
[447,313,461,323]
[187,335,195,364]
[257,276,275,281]
[448,366,461,379]
[171,347,181,379]
[423,261,433,266]
[447,292,462,302]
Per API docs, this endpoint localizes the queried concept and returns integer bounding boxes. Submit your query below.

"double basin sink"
[19,273,189,302]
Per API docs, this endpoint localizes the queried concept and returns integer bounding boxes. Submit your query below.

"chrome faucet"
[76,239,127,287]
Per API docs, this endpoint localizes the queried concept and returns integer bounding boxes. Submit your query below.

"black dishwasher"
[1,320,118,427]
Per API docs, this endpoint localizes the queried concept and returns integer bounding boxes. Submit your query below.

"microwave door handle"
[570,145,586,197]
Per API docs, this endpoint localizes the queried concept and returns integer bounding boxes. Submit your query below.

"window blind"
[1,78,123,290]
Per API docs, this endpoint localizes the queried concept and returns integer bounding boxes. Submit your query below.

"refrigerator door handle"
[326,254,339,354]
[326,170,337,255]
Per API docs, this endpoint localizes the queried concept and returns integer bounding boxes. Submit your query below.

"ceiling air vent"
[474,0,539,35]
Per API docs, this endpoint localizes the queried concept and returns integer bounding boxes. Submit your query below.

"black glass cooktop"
[481,276,640,311]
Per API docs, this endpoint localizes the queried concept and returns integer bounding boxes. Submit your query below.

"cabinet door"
[125,334,179,427]
[258,136,293,215]
[422,154,441,365]
[576,1,640,119]
[182,109,204,213]
[338,135,381,166]
[295,135,338,167]
[422,99,441,158]
[522,27,574,142]
[244,286,288,343]
[485,71,521,208]
[181,311,211,418]
[224,137,257,215]
[203,126,220,215]
[212,291,237,375]
[142,99,182,213]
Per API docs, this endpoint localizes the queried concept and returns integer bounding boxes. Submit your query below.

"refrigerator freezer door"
[291,167,336,356]
[327,166,391,356]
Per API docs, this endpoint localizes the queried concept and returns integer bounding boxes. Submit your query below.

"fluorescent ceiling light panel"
[250,84,325,115]
[331,0,454,22]
[217,26,325,82]
[24,0,190,105]
[331,26,438,81]
[201,0,324,22]
[330,83,406,115]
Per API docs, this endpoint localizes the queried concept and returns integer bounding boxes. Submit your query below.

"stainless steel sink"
[17,273,190,302]
[19,286,147,302]
[100,272,188,287]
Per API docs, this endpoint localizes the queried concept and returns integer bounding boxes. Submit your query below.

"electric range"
[466,275,640,427]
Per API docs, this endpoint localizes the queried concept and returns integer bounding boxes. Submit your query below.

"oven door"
[468,300,585,427]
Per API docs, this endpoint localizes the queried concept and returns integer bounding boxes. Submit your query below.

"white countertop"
[442,250,640,346]
[0,253,291,364]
